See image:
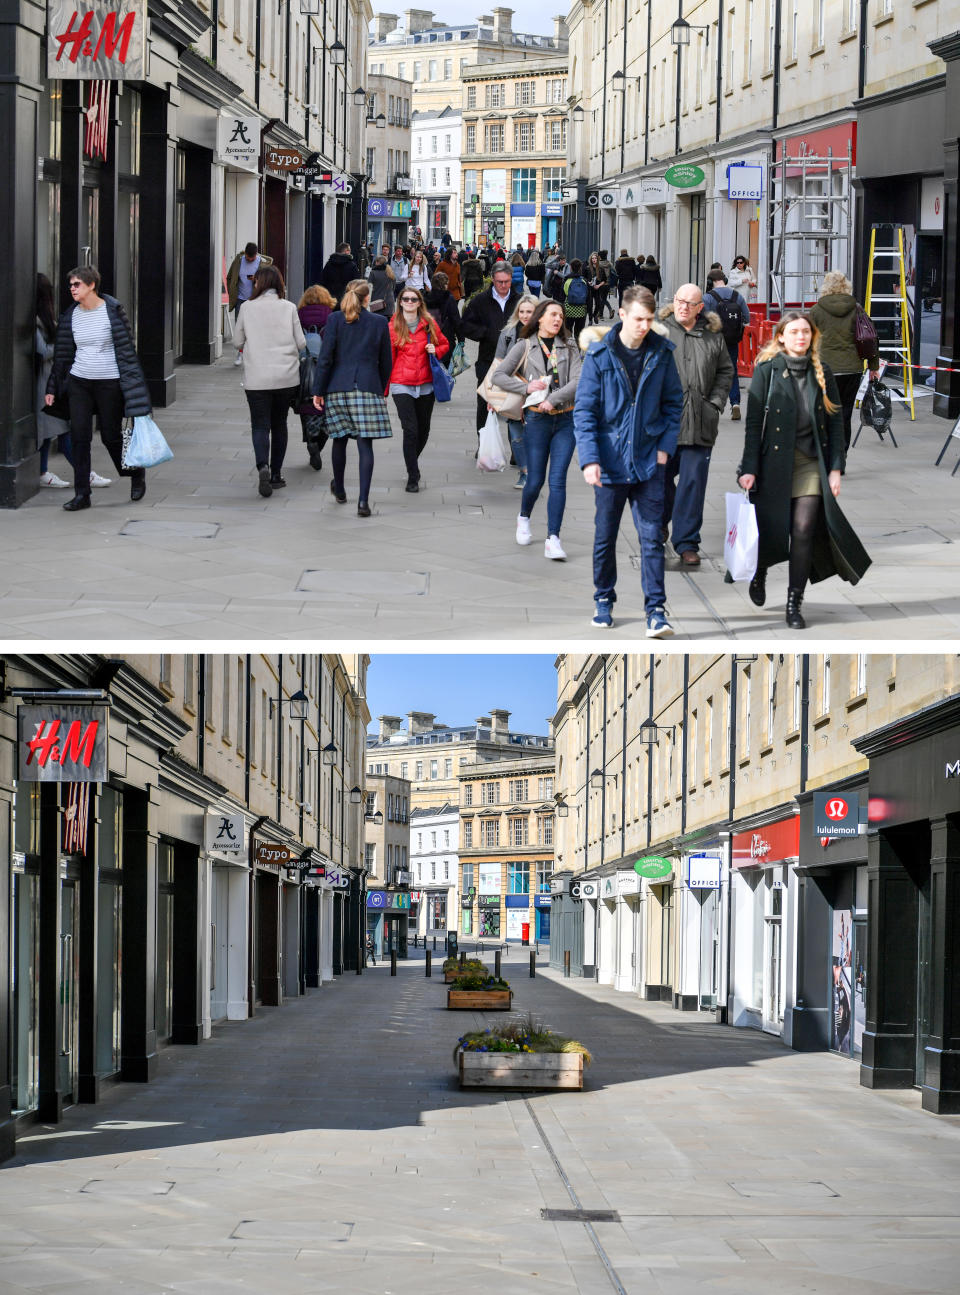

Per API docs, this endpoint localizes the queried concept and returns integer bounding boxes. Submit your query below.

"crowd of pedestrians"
[35,238,874,635]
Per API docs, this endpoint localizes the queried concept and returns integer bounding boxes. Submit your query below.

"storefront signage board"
[727,163,763,200]
[367,198,412,218]
[265,147,308,173]
[217,116,260,172]
[813,792,861,838]
[686,854,722,889]
[732,817,800,868]
[366,891,410,910]
[325,865,349,887]
[206,811,245,854]
[634,856,673,879]
[617,872,641,895]
[18,704,109,781]
[638,177,667,205]
[478,894,501,908]
[534,892,552,907]
[47,0,147,79]
[602,876,617,898]
[665,164,705,189]
[254,842,290,866]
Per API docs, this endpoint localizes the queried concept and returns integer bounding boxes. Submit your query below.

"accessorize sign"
[206,812,245,854]
[664,163,705,189]
[47,1,147,79]
[217,116,261,172]
[18,705,109,782]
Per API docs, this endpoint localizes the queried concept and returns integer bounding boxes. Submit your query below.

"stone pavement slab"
[1,353,958,639]
[1,943,959,1293]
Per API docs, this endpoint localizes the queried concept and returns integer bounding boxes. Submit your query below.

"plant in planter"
[442,957,487,983]
[454,1014,592,1089]
[446,973,512,1010]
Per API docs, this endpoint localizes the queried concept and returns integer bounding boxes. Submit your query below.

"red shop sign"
[776,121,856,170]
[731,817,799,869]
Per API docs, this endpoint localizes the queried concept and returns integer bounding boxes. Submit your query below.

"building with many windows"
[551,652,960,1115]
[365,73,414,249]
[368,8,568,116]
[362,772,411,957]
[409,803,459,936]
[410,107,462,241]
[461,57,569,248]
[1,653,370,1164]
[365,708,553,812]
[458,753,555,944]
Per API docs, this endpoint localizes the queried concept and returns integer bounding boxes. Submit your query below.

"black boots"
[749,567,767,607]
[786,586,806,630]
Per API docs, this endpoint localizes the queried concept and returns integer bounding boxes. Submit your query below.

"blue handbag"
[123,415,174,469]
[430,352,455,402]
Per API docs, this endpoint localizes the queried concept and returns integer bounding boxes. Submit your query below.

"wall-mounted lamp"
[670,16,710,47]
[270,688,308,721]
[553,793,570,818]
[375,112,386,130]
[589,768,618,790]
[349,785,363,804]
[322,740,338,765]
[638,718,676,747]
[353,86,367,106]
[571,104,585,123]
[329,38,346,66]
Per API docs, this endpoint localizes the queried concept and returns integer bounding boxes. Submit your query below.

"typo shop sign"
[813,792,861,838]
[18,705,109,782]
[47,0,147,80]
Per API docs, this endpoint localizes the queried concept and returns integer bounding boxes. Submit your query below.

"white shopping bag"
[724,491,759,582]
[477,409,508,472]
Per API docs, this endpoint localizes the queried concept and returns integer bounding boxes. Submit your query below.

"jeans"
[40,432,74,474]
[592,470,667,615]
[520,410,576,537]
[392,391,436,483]
[727,340,741,406]
[245,387,296,475]
[507,419,526,472]
[66,375,138,498]
[662,444,712,554]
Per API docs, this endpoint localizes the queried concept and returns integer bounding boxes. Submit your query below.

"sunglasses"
[69,281,84,288]
[400,296,420,303]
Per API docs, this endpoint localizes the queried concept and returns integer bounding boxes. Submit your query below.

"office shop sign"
[18,704,109,782]
[47,0,147,79]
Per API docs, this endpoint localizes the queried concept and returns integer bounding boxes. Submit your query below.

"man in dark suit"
[461,263,521,432]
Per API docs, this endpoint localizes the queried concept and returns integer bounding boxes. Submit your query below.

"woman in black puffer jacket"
[45,263,151,512]
[424,272,464,365]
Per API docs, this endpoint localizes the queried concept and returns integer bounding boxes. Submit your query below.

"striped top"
[70,303,120,380]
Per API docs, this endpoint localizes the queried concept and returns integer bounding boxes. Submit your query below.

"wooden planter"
[447,989,512,1010]
[458,1049,584,1090]
[444,967,488,983]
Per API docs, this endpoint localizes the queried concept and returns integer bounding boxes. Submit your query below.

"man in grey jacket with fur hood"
[659,285,734,568]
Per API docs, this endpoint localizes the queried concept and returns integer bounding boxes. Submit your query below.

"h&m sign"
[18,705,109,782]
[47,0,147,80]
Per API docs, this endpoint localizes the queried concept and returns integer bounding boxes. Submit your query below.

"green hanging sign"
[664,164,705,189]
[633,856,673,879]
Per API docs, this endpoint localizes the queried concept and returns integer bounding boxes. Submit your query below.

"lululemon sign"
[813,791,861,839]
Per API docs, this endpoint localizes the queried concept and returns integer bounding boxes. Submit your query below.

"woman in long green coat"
[738,311,871,629]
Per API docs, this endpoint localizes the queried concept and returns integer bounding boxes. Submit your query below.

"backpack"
[607,266,619,289]
[854,305,878,361]
[566,276,588,308]
[711,291,745,344]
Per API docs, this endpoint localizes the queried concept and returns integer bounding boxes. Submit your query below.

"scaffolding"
[768,143,854,310]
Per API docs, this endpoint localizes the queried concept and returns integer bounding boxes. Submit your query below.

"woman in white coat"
[234,265,306,498]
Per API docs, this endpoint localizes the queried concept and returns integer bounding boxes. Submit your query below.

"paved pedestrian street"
[2,945,958,1295]
[1,353,958,640]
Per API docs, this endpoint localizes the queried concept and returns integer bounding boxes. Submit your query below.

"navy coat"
[312,308,393,397]
[742,355,871,584]
[573,322,684,485]
[47,295,152,416]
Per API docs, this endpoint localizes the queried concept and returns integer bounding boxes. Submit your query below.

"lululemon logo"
[825,798,849,821]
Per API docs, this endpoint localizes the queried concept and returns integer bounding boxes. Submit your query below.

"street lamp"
[270,687,308,721]
[349,785,363,804]
[670,16,709,47]
[375,112,386,130]
[321,740,338,765]
[589,768,618,790]
[353,86,367,106]
[554,793,569,818]
[571,104,585,123]
[328,38,346,65]
[639,718,676,747]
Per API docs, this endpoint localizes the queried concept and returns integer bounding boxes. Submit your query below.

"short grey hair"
[820,270,853,296]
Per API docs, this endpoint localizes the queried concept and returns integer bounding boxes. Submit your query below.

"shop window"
[10,854,40,1115]
[461,906,473,935]
[508,860,529,893]
[480,909,501,937]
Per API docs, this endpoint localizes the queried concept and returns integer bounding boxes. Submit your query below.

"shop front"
[730,813,800,1037]
[365,889,410,958]
[534,891,551,942]
[549,873,584,976]
[675,850,723,1012]
[509,203,536,250]
[366,197,412,252]
[540,202,563,249]
[852,696,960,1113]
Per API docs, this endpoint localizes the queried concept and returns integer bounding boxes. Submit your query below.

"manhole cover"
[120,520,220,539]
[298,569,428,596]
[81,1179,174,1195]
[729,1181,838,1200]
[541,1208,621,1223]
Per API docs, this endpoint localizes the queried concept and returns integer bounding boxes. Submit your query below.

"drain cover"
[120,519,220,539]
[541,1208,620,1223]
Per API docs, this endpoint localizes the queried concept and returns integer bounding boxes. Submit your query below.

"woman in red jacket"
[388,287,449,492]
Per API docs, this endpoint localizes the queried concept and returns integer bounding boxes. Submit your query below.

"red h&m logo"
[53,11,137,66]
[824,797,849,821]
[25,719,99,770]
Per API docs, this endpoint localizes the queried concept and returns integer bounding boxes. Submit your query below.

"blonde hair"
[505,293,538,332]
[758,310,839,414]
[298,284,335,309]
[391,290,440,347]
[341,278,370,323]
[819,270,853,297]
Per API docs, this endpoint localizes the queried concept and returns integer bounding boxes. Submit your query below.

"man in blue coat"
[573,285,685,634]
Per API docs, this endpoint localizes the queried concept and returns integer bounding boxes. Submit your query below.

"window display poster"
[853,922,866,1056]
[480,909,500,937]
[832,909,853,1054]
[478,862,500,894]
[506,908,524,941]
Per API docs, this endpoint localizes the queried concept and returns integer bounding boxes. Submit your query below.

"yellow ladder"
[864,225,915,420]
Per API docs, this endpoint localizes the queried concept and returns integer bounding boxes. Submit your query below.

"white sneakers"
[39,471,70,488]
[89,471,112,488]
[233,352,243,367]
[516,514,532,546]
[544,535,567,560]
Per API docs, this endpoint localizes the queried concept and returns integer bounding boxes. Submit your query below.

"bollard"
[425,950,432,978]
[459,950,466,968]
[494,949,502,980]
[432,935,436,951]
[530,951,536,978]
[564,949,570,978]
[391,949,397,977]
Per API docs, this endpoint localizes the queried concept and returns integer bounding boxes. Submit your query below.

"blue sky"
[365,654,557,735]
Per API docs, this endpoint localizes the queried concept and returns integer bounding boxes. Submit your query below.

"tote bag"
[430,353,455,402]
[122,415,174,469]
[724,491,759,582]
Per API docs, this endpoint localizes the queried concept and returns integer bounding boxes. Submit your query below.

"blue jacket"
[312,308,392,397]
[573,322,684,484]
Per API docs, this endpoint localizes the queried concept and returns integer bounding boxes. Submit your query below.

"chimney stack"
[552,14,568,44]
[489,708,511,736]
[403,8,435,34]
[374,13,400,39]
[406,710,436,735]
[378,715,403,740]
[491,6,513,39]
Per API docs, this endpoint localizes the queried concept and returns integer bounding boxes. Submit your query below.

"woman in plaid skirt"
[312,279,393,517]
